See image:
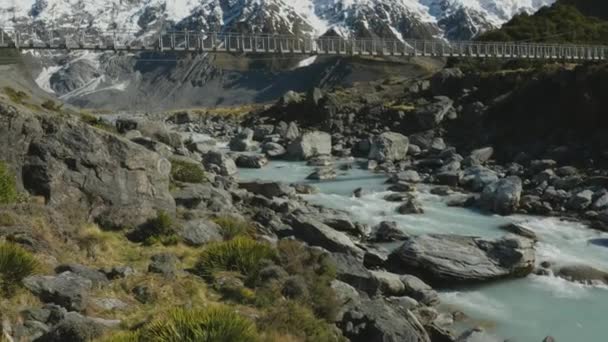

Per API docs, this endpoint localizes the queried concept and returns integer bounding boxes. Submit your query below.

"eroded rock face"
[0,105,175,229]
[388,234,535,285]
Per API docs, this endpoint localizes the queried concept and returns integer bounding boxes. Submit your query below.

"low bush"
[213,216,253,240]
[41,99,63,112]
[0,162,17,204]
[170,159,206,184]
[138,306,260,342]
[259,301,343,342]
[3,87,28,104]
[276,240,339,320]
[127,211,177,244]
[195,237,277,284]
[0,242,39,296]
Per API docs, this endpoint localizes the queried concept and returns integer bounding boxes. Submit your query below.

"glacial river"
[238,160,608,342]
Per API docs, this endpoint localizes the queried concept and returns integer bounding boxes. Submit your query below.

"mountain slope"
[0,0,554,109]
[479,0,608,44]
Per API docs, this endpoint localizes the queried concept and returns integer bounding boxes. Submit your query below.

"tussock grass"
[195,237,277,283]
[212,216,254,240]
[0,242,39,296]
[0,162,17,204]
[170,159,206,184]
[259,301,343,342]
[139,306,259,342]
[2,87,29,104]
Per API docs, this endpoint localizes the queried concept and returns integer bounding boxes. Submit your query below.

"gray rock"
[499,223,538,241]
[396,198,425,215]
[284,122,300,141]
[91,297,128,311]
[338,298,431,342]
[413,96,454,130]
[400,274,440,306]
[372,221,408,242]
[566,190,594,211]
[436,171,462,187]
[592,191,608,211]
[479,176,523,215]
[389,170,421,183]
[371,270,406,296]
[148,253,179,279]
[229,128,258,152]
[101,266,135,280]
[388,234,535,285]
[324,217,369,237]
[0,108,176,230]
[288,214,362,255]
[464,147,494,166]
[292,183,319,194]
[179,219,223,246]
[430,138,446,153]
[279,91,303,107]
[13,319,49,341]
[203,151,237,176]
[24,272,93,312]
[430,68,464,96]
[239,181,295,198]
[173,183,233,211]
[235,154,268,168]
[54,264,108,288]
[253,125,275,141]
[262,142,287,158]
[369,132,409,162]
[461,166,499,192]
[287,131,332,160]
[388,182,417,192]
[555,265,608,285]
[131,137,173,158]
[307,168,337,180]
[36,312,106,342]
[307,155,333,166]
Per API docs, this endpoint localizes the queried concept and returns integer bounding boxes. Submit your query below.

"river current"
[238,159,608,342]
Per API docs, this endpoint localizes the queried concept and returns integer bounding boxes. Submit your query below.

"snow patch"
[296,55,318,68]
[35,65,62,94]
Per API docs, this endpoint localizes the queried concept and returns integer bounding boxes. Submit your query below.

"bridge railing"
[0,27,606,61]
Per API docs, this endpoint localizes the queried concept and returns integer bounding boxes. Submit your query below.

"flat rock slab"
[388,234,535,286]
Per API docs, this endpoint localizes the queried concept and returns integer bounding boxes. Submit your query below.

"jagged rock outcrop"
[0,104,175,229]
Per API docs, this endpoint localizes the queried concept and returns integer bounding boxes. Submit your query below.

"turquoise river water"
[238,160,608,342]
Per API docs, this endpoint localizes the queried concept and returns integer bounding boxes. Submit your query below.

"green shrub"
[276,240,339,320]
[170,159,206,184]
[128,211,176,243]
[139,306,260,342]
[3,87,28,104]
[259,301,343,342]
[0,242,39,296]
[195,237,277,284]
[213,216,254,240]
[0,162,17,204]
[41,100,63,112]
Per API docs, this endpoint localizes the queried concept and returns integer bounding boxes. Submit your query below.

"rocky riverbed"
[1,64,608,341]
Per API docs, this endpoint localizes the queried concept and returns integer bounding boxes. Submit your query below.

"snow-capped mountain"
[0,0,555,109]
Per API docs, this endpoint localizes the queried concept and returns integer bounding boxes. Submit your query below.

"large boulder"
[178,219,223,246]
[287,214,362,255]
[0,105,175,229]
[461,166,499,191]
[479,176,523,215]
[287,131,332,160]
[388,234,535,285]
[235,154,268,168]
[229,128,258,152]
[24,272,93,312]
[203,151,237,176]
[337,298,431,342]
[239,181,295,198]
[369,132,409,162]
[172,183,233,212]
[554,264,608,285]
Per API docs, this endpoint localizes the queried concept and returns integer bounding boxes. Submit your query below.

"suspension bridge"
[0,28,606,61]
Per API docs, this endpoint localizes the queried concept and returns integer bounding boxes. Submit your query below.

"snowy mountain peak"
[1,0,556,40]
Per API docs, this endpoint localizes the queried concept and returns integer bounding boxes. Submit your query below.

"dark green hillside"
[478,3,608,44]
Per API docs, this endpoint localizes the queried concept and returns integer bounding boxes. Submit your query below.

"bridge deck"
[0,29,606,61]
